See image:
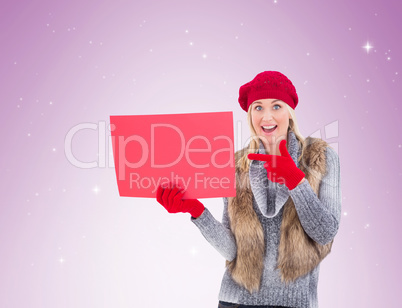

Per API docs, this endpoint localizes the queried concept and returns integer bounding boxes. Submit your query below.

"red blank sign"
[110,111,236,199]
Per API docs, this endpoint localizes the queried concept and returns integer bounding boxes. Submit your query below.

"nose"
[262,110,274,121]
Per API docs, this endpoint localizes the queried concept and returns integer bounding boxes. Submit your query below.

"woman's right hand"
[156,183,205,218]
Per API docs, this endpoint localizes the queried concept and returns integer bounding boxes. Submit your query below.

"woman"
[156,71,342,308]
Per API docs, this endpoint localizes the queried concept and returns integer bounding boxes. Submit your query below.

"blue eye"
[255,104,281,111]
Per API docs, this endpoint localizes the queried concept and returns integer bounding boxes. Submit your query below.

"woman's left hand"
[247,139,305,190]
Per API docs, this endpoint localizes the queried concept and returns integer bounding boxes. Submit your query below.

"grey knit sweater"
[191,131,342,308]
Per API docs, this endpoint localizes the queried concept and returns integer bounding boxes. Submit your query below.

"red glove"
[247,139,305,190]
[156,184,205,218]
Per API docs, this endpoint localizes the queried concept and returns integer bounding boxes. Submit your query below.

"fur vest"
[225,136,333,294]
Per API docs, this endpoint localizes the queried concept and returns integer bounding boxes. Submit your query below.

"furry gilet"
[225,136,333,294]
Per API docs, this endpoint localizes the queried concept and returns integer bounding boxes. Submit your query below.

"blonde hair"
[237,103,307,172]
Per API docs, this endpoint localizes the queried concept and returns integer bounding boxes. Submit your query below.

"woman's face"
[250,98,291,148]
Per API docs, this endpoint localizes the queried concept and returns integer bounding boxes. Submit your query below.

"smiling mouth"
[262,125,277,133]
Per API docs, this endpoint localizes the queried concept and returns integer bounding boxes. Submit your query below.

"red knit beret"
[238,71,299,112]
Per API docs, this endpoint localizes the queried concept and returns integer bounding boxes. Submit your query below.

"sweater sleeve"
[190,198,237,261]
[288,146,342,245]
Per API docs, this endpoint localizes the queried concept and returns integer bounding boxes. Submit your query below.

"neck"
[262,138,287,156]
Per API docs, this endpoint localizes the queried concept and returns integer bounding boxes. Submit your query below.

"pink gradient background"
[1,0,401,307]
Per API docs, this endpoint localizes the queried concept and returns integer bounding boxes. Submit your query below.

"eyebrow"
[253,99,281,104]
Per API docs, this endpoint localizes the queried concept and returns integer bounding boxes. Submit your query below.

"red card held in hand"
[110,111,236,199]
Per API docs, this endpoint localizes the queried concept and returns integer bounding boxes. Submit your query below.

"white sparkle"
[343,212,348,216]
[387,57,391,61]
[35,192,39,196]
[366,79,370,82]
[93,186,100,194]
[363,41,373,54]
[364,223,370,229]
[190,247,198,255]
[149,49,153,52]
[59,258,65,264]
[17,105,20,108]
[185,29,189,33]
[89,40,92,44]
[52,148,56,152]
[49,101,53,105]
[348,27,352,31]
[27,133,31,137]
[306,52,310,56]
[235,36,239,39]
[398,144,401,148]
[202,54,207,59]
[189,42,193,46]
